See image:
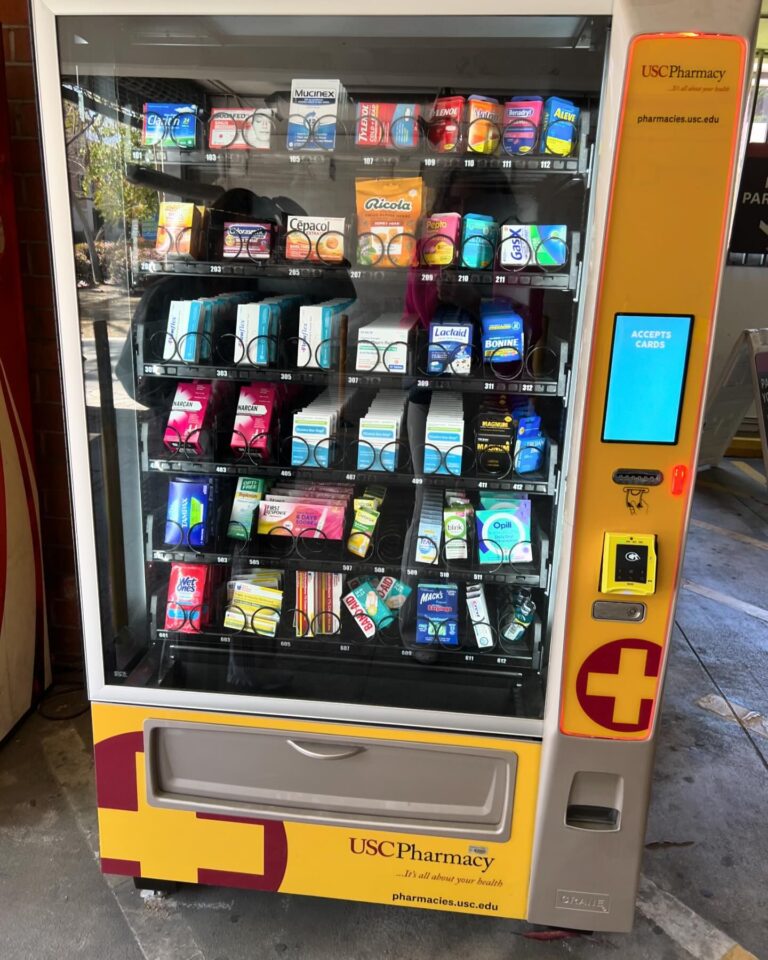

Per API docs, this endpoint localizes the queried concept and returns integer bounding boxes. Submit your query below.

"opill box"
[476,498,532,565]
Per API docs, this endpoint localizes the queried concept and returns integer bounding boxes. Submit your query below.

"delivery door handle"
[287,739,365,760]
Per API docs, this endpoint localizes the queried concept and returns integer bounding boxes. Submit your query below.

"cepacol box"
[427,95,465,153]
[285,215,346,263]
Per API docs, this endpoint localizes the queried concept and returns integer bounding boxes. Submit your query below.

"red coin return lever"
[671,464,687,495]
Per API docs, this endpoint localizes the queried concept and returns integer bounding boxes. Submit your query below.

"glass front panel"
[56,14,607,722]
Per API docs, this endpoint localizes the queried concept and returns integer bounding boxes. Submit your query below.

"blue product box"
[460,214,498,269]
[416,583,459,645]
[427,321,474,375]
[481,304,524,363]
[165,479,211,548]
[515,434,547,474]
[143,103,198,148]
[542,97,580,156]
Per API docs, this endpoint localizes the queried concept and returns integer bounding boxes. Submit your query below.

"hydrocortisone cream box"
[356,314,416,374]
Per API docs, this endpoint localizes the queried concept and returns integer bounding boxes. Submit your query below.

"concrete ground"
[1,460,767,960]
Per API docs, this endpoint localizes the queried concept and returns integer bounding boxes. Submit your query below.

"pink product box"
[257,499,347,540]
[230,383,277,457]
[269,488,352,501]
[164,381,212,454]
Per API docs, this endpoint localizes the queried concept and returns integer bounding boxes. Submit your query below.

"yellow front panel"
[560,34,747,740]
[92,703,540,919]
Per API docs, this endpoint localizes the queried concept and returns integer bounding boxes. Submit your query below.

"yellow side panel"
[92,703,540,919]
[560,34,747,740]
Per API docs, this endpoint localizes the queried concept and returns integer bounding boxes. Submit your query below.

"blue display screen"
[602,314,693,444]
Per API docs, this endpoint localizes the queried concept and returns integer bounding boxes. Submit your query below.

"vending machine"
[31,0,757,933]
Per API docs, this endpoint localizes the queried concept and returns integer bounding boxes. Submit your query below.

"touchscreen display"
[602,314,693,444]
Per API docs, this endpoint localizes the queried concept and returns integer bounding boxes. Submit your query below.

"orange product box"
[355,177,424,268]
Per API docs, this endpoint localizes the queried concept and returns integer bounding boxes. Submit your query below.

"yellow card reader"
[600,533,657,596]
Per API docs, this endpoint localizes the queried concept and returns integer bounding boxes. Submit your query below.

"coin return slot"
[565,772,622,832]
[565,804,620,830]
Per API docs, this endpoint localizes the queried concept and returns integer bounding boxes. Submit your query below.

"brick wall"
[3,5,83,676]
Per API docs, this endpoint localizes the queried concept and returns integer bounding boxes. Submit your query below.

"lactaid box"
[427,318,473,375]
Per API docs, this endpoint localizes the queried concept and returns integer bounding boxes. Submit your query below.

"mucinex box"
[287,79,347,151]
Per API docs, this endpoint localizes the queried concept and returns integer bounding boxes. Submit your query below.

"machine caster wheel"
[132,877,179,895]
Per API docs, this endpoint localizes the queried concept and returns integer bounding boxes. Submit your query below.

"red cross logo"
[575,638,662,733]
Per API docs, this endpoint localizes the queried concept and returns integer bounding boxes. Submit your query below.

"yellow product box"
[156,202,205,258]
[356,177,423,268]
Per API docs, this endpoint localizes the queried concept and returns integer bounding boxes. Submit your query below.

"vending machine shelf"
[135,320,570,398]
[127,149,584,174]
[140,420,560,496]
[148,590,545,672]
[137,258,578,290]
